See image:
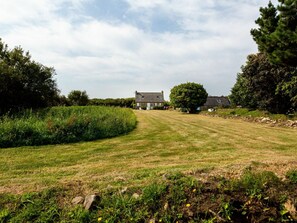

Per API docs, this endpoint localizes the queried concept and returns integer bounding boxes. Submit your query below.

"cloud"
[0,0,276,99]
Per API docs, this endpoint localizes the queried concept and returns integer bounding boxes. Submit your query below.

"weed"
[286,170,297,184]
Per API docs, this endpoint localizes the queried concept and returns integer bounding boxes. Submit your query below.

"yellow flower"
[186,203,191,207]
[192,189,196,192]
[98,217,102,222]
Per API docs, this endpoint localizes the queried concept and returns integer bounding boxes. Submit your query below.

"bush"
[0,106,137,148]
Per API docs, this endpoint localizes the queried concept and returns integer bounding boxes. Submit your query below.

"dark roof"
[135,91,165,103]
[203,96,230,107]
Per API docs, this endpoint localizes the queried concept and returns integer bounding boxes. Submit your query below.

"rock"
[83,195,99,210]
[261,117,271,123]
[132,193,140,199]
[71,196,84,205]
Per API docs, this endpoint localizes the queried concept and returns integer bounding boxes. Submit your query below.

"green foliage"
[66,206,93,223]
[232,171,280,196]
[0,106,137,148]
[89,98,135,108]
[142,183,167,210]
[68,90,89,106]
[0,171,296,222]
[286,170,297,184]
[203,107,296,121]
[170,82,208,113]
[245,0,297,113]
[0,39,59,115]
[232,0,297,114]
[230,53,295,113]
[229,73,257,109]
[251,0,297,66]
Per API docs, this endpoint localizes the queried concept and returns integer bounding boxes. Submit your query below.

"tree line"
[0,39,136,114]
[0,39,59,115]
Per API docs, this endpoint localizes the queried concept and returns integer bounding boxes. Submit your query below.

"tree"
[0,39,59,114]
[68,90,89,106]
[229,73,257,109]
[230,53,293,113]
[170,82,208,113]
[231,0,297,113]
[251,0,297,66]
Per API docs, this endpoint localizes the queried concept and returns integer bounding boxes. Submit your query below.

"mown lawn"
[0,110,297,194]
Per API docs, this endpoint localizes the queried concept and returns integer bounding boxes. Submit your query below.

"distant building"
[202,96,231,110]
[135,91,165,110]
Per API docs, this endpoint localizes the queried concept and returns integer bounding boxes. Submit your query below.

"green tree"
[0,39,59,114]
[231,0,297,113]
[251,0,297,66]
[68,90,89,106]
[230,53,293,113]
[170,82,208,113]
[229,73,257,109]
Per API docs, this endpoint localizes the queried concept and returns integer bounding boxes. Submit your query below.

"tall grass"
[0,106,137,148]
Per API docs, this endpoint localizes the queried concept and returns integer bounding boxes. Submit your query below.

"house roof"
[135,91,165,103]
[203,96,231,107]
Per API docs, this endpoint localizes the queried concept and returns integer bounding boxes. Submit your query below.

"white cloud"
[0,0,276,99]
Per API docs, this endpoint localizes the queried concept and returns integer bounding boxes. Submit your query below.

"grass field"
[0,110,297,194]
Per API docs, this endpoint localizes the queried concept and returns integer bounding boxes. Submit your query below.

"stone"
[132,193,140,199]
[83,195,99,210]
[71,196,84,205]
[261,117,271,123]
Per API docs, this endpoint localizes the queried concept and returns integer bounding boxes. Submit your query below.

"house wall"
[136,102,163,110]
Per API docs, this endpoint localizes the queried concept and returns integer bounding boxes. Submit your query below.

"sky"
[0,0,277,100]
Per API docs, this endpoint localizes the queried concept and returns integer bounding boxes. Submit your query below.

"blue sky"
[0,0,277,99]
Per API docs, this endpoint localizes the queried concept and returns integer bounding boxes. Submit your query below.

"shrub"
[0,106,137,148]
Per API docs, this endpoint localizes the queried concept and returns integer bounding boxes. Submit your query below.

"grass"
[0,110,296,194]
[1,171,297,222]
[200,107,297,120]
[0,106,137,148]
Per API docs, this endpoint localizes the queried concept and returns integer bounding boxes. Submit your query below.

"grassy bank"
[200,108,297,120]
[0,106,137,148]
[1,170,297,223]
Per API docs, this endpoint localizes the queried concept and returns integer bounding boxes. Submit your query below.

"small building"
[202,96,231,110]
[135,91,165,110]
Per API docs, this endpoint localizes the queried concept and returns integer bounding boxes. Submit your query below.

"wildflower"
[192,189,196,192]
[98,217,102,222]
[186,203,191,207]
